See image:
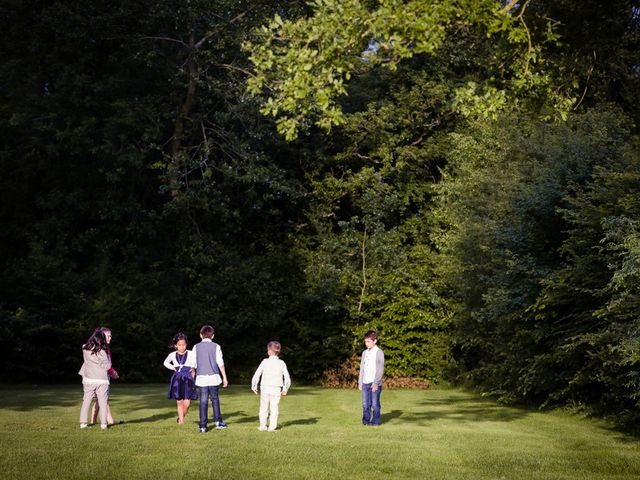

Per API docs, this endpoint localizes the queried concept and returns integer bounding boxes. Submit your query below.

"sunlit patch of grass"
[0,384,638,479]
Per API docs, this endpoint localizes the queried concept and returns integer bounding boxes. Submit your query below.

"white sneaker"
[100,424,108,430]
[80,423,88,429]
[258,426,267,431]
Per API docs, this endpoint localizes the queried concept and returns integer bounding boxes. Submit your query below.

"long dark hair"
[169,332,189,349]
[83,328,107,355]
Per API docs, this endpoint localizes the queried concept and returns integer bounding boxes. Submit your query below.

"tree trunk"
[168,33,197,197]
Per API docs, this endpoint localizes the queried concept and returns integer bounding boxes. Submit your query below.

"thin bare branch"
[573,51,596,111]
[519,18,533,77]
[357,226,368,314]
[410,135,425,146]
[229,5,257,25]
[141,36,188,47]
[214,63,258,78]
[194,31,215,50]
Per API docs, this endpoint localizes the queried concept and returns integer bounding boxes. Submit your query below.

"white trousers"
[259,386,282,430]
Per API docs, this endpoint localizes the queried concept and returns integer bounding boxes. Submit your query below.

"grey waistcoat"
[195,341,221,375]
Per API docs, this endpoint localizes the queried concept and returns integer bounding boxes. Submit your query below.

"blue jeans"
[362,383,382,425]
[198,386,222,428]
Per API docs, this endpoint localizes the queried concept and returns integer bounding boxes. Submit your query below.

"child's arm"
[219,365,228,387]
[186,351,197,378]
[282,362,291,395]
[97,350,112,372]
[162,352,176,371]
[217,347,228,387]
[191,346,198,376]
[251,362,264,394]
[372,349,385,391]
[106,349,119,379]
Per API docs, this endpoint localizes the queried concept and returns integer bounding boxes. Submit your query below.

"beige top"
[251,356,291,392]
[78,348,111,384]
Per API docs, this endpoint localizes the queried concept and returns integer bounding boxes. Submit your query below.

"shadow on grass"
[0,384,178,413]
[281,417,319,427]
[0,384,324,412]
[124,412,177,424]
[2,384,637,440]
[285,387,321,396]
[176,411,256,428]
[0,385,526,426]
[220,409,319,427]
[381,409,403,423]
[0,385,80,410]
[405,396,530,423]
[225,410,258,424]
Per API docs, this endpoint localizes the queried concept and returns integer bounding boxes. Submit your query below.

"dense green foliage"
[245,0,559,139]
[0,0,322,381]
[435,108,640,422]
[1,0,639,429]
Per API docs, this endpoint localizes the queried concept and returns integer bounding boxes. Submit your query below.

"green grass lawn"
[0,384,638,479]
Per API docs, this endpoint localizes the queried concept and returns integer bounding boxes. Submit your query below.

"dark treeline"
[1,1,639,428]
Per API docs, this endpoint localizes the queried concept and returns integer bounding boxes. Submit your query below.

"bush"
[320,354,431,389]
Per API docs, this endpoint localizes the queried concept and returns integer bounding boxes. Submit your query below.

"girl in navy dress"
[163,332,197,424]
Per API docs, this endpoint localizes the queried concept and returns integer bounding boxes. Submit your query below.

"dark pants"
[362,383,382,425]
[198,385,222,428]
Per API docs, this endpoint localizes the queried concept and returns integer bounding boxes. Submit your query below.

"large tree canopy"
[244,0,567,139]
[1,0,639,430]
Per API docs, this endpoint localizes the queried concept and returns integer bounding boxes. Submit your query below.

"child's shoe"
[215,421,228,429]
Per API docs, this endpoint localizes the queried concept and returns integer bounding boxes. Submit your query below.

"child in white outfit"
[251,341,291,431]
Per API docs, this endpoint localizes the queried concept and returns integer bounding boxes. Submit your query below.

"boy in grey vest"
[193,325,229,432]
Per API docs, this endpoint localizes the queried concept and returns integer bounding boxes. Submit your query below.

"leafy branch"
[244,0,550,140]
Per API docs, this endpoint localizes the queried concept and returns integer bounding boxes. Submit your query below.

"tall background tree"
[0,0,325,381]
[1,0,639,429]
[244,0,640,427]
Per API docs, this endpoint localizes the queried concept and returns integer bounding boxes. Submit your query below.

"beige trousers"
[80,383,109,426]
[259,386,282,430]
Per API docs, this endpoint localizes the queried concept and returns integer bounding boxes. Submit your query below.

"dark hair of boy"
[364,330,378,340]
[200,325,214,338]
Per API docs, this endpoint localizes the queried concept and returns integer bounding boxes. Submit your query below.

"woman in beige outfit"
[89,327,120,425]
[78,328,112,430]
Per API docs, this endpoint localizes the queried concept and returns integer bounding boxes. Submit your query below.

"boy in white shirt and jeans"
[251,341,291,431]
[358,329,385,426]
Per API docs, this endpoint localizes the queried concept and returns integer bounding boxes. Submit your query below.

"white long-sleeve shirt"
[251,356,291,392]
[163,350,197,372]
[359,345,384,386]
